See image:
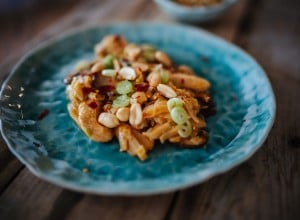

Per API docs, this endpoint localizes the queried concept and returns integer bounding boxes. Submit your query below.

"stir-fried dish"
[65,35,214,160]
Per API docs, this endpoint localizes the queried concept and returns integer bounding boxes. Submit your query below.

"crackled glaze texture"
[0,23,275,195]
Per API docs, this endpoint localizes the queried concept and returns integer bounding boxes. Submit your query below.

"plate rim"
[0,22,276,195]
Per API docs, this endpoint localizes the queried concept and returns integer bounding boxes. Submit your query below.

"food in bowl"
[65,35,214,160]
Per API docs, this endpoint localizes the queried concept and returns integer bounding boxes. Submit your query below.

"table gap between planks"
[0,0,299,219]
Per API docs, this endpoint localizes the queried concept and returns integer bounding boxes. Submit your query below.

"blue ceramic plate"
[0,23,275,195]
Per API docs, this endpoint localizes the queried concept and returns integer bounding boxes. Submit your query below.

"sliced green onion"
[112,95,130,108]
[142,51,155,62]
[141,44,156,62]
[141,44,156,52]
[160,70,170,84]
[75,60,90,71]
[178,121,192,138]
[167,98,183,112]
[170,106,188,125]
[103,54,114,69]
[116,80,133,95]
[102,69,117,77]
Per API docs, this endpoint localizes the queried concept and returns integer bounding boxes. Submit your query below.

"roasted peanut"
[147,72,161,87]
[129,103,143,127]
[113,59,121,71]
[132,62,149,72]
[116,107,130,122]
[130,92,147,104]
[91,62,104,72]
[119,67,137,80]
[157,84,177,98]
[155,51,171,66]
[98,112,120,128]
[124,44,141,61]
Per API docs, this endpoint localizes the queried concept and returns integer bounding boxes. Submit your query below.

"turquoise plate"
[0,23,275,195]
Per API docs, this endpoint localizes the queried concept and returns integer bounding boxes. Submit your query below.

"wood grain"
[0,169,174,220]
[0,0,299,219]
[0,0,83,65]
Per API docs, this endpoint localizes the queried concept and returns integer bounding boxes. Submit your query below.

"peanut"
[147,72,161,87]
[124,44,141,61]
[116,107,130,122]
[132,62,149,72]
[129,103,143,127]
[119,67,137,80]
[98,112,120,128]
[130,92,147,104]
[157,84,177,98]
[113,59,121,71]
[91,62,104,72]
[155,51,171,67]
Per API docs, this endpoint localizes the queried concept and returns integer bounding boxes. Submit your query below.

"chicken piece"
[170,73,210,92]
[94,35,127,57]
[78,102,113,142]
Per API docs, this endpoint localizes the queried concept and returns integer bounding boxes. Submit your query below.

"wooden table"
[0,0,299,219]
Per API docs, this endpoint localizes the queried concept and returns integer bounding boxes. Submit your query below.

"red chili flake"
[99,85,115,93]
[135,83,149,92]
[181,79,185,84]
[33,142,41,147]
[88,102,98,109]
[82,87,94,96]
[37,109,49,121]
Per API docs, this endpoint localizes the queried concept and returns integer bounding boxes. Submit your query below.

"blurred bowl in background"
[154,0,238,23]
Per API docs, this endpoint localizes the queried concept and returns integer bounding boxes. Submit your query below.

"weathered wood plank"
[169,0,300,219]
[0,170,70,220]
[0,140,23,192]
[0,169,173,220]
[64,193,174,220]
[0,0,84,65]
